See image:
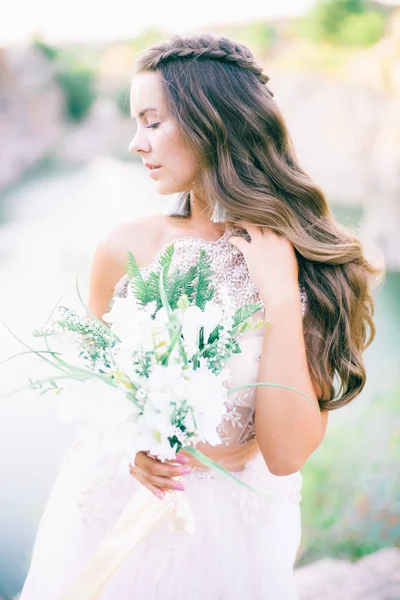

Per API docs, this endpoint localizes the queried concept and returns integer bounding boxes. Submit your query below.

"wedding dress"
[20,227,306,599]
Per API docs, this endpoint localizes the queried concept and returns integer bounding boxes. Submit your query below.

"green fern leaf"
[125,251,142,280]
[195,249,215,309]
[167,266,197,309]
[232,303,262,329]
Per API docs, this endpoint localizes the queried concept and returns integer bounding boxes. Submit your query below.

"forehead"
[130,71,165,116]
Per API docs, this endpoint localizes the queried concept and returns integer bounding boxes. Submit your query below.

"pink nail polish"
[179,466,191,475]
[176,454,190,464]
[173,482,185,491]
[156,491,165,500]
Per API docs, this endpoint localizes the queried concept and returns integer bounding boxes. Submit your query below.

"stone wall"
[0,46,64,191]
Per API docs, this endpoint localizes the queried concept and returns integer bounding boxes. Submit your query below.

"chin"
[155,182,186,196]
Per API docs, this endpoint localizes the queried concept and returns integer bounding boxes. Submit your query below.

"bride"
[20,33,377,599]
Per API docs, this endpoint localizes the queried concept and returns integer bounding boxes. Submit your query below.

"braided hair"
[136,33,273,91]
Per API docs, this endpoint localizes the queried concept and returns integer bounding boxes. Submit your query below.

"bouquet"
[26,244,267,466]
[2,243,315,599]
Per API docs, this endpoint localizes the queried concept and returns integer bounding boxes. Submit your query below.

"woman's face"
[129,71,199,195]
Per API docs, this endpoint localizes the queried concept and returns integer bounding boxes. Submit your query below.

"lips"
[144,163,161,170]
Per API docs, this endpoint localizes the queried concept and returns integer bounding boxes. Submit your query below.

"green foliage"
[56,66,96,123]
[167,266,198,310]
[125,246,217,313]
[194,250,215,310]
[32,36,59,61]
[337,11,387,47]
[33,306,116,370]
[115,86,131,118]
[129,28,166,56]
[297,0,386,47]
[227,20,277,54]
[299,385,400,564]
[125,250,156,305]
[232,303,263,331]
[30,35,98,123]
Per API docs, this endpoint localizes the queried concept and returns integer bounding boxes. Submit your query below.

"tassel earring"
[164,194,191,217]
[210,200,228,224]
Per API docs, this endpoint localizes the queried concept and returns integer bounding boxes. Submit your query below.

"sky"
[2,0,316,46]
[3,0,399,47]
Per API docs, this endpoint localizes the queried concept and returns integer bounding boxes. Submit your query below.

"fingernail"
[176,454,190,464]
[173,482,185,491]
[179,466,191,475]
[156,491,165,500]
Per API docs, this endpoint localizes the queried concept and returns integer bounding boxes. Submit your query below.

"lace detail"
[114,227,307,317]
[113,228,307,448]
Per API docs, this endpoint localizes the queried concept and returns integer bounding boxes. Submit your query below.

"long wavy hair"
[135,32,382,411]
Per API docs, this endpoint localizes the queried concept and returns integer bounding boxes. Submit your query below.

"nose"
[129,126,150,155]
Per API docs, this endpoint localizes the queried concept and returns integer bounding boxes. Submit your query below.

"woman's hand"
[129,452,191,500]
[129,439,260,499]
[229,221,300,308]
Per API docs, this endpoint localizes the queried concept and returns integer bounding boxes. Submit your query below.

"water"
[0,160,398,597]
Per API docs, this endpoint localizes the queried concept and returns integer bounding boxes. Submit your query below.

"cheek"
[158,124,199,183]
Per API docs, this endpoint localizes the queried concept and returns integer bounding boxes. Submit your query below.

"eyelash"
[146,123,160,129]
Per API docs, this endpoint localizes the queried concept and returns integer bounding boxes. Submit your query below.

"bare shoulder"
[101,214,169,268]
[87,214,170,319]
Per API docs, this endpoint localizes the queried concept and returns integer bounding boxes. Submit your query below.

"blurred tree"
[115,86,131,118]
[129,28,166,57]
[298,0,387,47]
[55,66,96,123]
[32,35,59,61]
[299,384,400,564]
[225,20,277,57]
[337,10,387,46]
[29,36,97,123]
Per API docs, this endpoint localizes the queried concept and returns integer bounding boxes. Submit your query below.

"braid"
[136,33,273,92]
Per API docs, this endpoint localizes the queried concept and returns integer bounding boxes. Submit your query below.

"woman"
[20,33,378,599]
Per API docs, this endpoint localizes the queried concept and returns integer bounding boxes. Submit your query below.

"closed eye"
[146,123,160,129]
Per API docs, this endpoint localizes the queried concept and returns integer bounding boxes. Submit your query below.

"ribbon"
[61,444,259,599]
[61,484,195,600]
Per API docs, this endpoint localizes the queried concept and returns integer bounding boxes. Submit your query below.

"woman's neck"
[186,190,227,237]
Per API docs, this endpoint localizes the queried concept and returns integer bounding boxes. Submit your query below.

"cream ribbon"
[61,485,195,600]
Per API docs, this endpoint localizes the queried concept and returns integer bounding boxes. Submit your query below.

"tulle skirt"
[20,431,302,600]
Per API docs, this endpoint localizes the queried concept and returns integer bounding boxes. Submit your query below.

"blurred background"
[0,0,399,598]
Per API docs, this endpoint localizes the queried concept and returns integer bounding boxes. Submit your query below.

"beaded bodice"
[114,227,306,447]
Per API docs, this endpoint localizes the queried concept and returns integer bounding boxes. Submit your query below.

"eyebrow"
[137,107,158,118]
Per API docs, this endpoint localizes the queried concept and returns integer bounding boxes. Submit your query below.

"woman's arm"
[254,291,328,476]
[228,222,329,476]
[87,234,127,321]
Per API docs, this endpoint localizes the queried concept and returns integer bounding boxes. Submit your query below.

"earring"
[210,200,228,224]
[164,194,191,217]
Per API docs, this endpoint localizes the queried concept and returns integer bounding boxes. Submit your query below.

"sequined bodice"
[114,227,306,447]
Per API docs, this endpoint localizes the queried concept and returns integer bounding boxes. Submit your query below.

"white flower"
[202,301,223,342]
[136,388,147,402]
[141,403,174,432]
[103,295,154,352]
[134,413,177,462]
[144,301,157,316]
[112,343,137,378]
[152,307,171,356]
[180,302,222,357]
[181,305,203,356]
[184,368,227,445]
[186,368,227,412]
